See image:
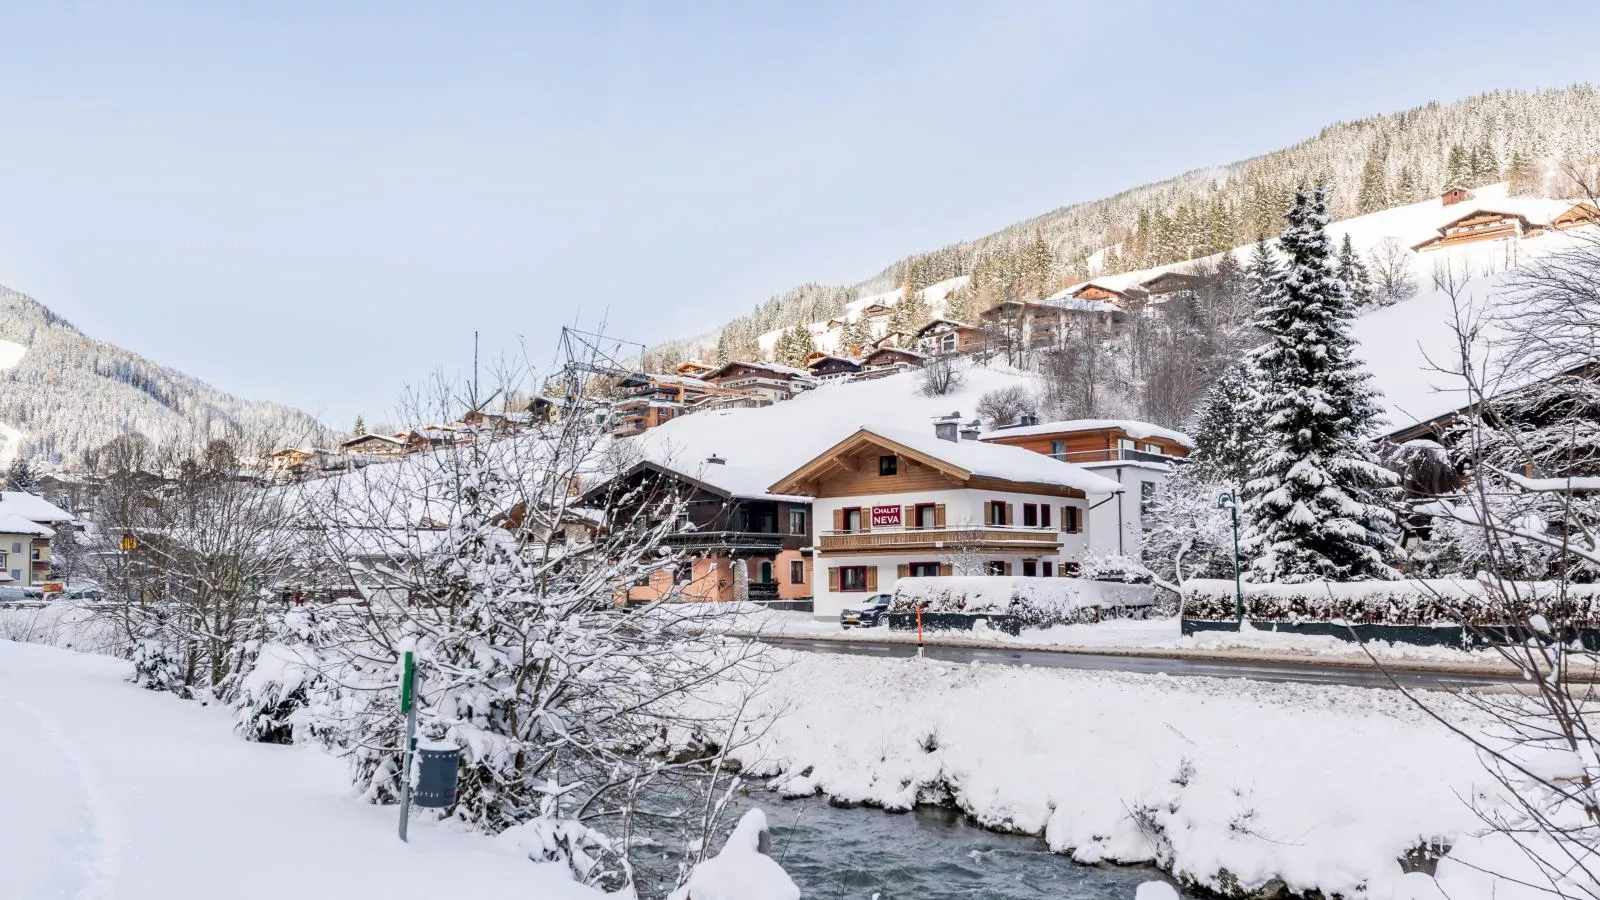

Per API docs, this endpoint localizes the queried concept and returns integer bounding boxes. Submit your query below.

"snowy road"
[0,640,599,900]
[758,635,1521,689]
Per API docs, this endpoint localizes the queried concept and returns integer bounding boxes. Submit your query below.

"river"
[728,791,1184,899]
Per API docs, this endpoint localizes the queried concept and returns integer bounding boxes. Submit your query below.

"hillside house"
[855,346,924,380]
[340,433,409,456]
[981,299,1120,350]
[0,492,73,585]
[1442,186,1474,206]
[1138,271,1212,299]
[806,354,863,381]
[915,319,987,356]
[587,457,813,605]
[768,425,1121,619]
[612,372,747,438]
[702,361,815,402]
[1411,201,1600,253]
[859,302,893,321]
[1068,282,1141,305]
[979,419,1192,559]
[267,447,316,474]
[674,360,716,379]
[873,330,917,350]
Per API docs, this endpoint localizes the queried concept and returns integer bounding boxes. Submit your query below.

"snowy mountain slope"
[0,338,24,370]
[0,284,330,467]
[754,275,968,357]
[663,85,1600,362]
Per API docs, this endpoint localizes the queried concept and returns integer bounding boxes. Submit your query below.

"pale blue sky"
[1,1,1596,427]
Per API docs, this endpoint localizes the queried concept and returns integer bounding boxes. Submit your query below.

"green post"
[398,651,417,841]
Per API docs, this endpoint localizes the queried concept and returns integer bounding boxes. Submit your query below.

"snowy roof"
[772,426,1122,496]
[0,491,73,523]
[704,360,812,381]
[607,451,809,504]
[0,511,54,538]
[341,433,406,448]
[979,419,1195,449]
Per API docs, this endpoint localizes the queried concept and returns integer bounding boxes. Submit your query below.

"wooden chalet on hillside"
[915,319,986,356]
[585,457,814,605]
[805,354,863,381]
[1411,201,1600,253]
[702,360,814,402]
[855,346,924,379]
[612,372,747,438]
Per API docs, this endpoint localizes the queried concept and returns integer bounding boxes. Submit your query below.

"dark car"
[839,594,893,628]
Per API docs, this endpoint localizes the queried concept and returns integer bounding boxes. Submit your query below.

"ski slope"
[0,640,602,900]
[0,338,24,370]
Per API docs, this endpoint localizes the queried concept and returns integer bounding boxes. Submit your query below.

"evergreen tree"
[1240,187,1401,583]
[891,290,932,335]
[1506,150,1541,196]
[1336,233,1374,310]
[1395,165,1420,204]
[4,456,38,493]
[1471,138,1499,183]
[774,324,816,366]
[1244,236,1283,312]
[351,415,366,437]
[837,318,871,357]
[1356,148,1389,214]
[1445,144,1472,189]
[1189,361,1259,485]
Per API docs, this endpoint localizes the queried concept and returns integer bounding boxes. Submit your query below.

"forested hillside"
[652,85,1600,366]
[0,284,329,467]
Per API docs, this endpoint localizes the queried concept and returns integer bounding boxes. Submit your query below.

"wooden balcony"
[819,525,1061,553]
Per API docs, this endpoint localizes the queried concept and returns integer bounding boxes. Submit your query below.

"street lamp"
[1215,490,1243,626]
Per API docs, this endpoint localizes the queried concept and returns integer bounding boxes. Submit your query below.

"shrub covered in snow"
[231,608,344,745]
[893,576,1157,628]
[1182,578,1600,625]
[668,809,798,900]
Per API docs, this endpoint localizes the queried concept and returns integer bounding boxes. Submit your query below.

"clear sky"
[1,1,1596,428]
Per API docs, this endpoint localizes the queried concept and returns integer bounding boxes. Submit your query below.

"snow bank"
[0,602,129,655]
[668,809,799,900]
[0,337,24,370]
[894,576,1156,626]
[715,650,1491,899]
[1182,578,1600,626]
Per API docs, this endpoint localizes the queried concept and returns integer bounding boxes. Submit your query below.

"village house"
[611,372,748,438]
[768,423,1121,620]
[0,491,74,585]
[267,447,317,475]
[980,298,1122,350]
[1410,196,1600,253]
[587,456,813,606]
[340,433,410,456]
[914,319,986,356]
[805,354,863,382]
[674,360,717,379]
[854,346,925,380]
[701,360,815,403]
[979,419,1192,559]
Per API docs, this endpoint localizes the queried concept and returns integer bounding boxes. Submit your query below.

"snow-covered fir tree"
[772,324,816,366]
[1244,235,1283,312]
[1336,234,1374,310]
[1188,360,1259,485]
[1240,187,1401,582]
[4,455,38,492]
[351,415,366,437]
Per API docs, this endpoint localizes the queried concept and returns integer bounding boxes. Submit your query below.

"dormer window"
[878,455,898,476]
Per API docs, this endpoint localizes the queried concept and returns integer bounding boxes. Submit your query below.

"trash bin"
[413,742,461,809]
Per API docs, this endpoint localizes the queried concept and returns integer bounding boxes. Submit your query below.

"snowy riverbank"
[711,649,1516,899]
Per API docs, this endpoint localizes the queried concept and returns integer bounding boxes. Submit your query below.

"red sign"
[870,505,902,527]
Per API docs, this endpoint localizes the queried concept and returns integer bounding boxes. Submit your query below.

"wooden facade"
[1412,209,1541,252]
[980,422,1191,465]
[806,355,864,379]
[860,346,923,369]
[1071,283,1132,303]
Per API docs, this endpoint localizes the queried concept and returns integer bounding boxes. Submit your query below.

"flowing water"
[728,791,1182,900]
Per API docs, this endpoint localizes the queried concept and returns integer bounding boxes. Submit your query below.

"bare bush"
[919,353,965,396]
[975,385,1037,427]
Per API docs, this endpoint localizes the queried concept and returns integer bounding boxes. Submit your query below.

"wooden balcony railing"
[1050,448,1180,465]
[818,525,1061,552]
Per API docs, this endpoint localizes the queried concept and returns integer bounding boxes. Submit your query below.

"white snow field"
[0,640,603,900]
[719,649,1517,899]
[0,337,25,370]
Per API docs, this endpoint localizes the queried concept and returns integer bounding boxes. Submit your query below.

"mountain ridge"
[648,84,1600,365]
[0,283,331,468]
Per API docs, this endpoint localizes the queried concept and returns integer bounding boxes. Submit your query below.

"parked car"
[839,594,894,628]
[0,585,26,603]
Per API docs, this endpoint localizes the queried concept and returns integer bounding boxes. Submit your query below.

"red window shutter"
[864,566,878,591]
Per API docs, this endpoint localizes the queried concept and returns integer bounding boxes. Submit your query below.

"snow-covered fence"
[1182,578,1600,627]
[892,576,1157,628]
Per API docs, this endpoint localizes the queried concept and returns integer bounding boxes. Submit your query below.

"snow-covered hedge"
[893,576,1157,628]
[1182,578,1600,626]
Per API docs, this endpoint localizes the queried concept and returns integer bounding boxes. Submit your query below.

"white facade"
[1081,461,1173,560]
[810,487,1093,619]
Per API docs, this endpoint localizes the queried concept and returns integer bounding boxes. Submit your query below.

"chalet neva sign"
[871,505,902,527]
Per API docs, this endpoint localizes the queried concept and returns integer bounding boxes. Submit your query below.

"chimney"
[706,454,726,465]
[933,412,962,442]
[1018,413,1038,427]
[959,420,982,441]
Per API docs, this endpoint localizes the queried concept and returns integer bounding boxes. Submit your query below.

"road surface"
[757,635,1523,690]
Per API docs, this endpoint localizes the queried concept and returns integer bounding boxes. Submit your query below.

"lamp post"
[1215,490,1243,626]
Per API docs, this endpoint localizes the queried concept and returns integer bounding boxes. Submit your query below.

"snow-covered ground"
[0,337,25,370]
[0,640,604,900]
[719,649,1507,899]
